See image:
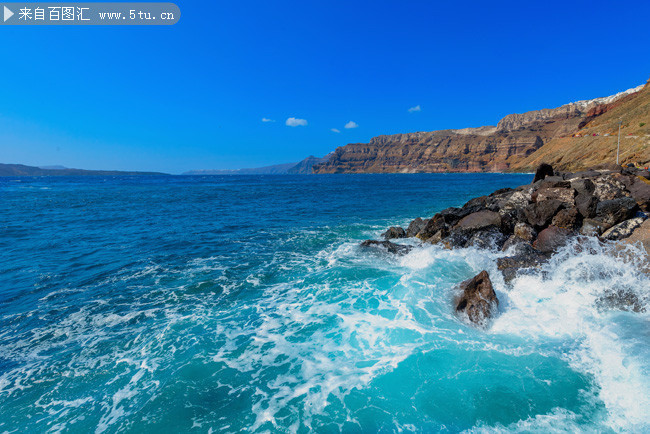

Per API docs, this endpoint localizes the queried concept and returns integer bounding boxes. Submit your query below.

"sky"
[1,0,649,174]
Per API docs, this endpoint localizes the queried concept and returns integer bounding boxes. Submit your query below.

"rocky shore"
[362,163,650,326]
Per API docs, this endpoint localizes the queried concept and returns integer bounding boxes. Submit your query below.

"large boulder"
[533,225,572,253]
[417,208,463,240]
[533,163,554,183]
[593,175,629,201]
[360,240,413,255]
[621,219,650,253]
[455,270,498,326]
[601,216,647,241]
[454,210,501,232]
[627,177,650,211]
[382,226,406,240]
[552,207,581,230]
[595,197,639,227]
[524,200,564,229]
[406,217,428,237]
[575,192,599,218]
[580,218,609,236]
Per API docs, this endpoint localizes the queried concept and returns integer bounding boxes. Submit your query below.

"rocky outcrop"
[382,226,406,240]
[360,240,413,255]
[455,271,499,326]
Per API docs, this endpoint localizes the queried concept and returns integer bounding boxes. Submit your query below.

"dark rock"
[552,207,581,230]
[406,217,428,237]
[360,240,413,255]
[455,270,498,326]
[638,170,650,180]
[533,163,555,183]
[595,197,639,227]
[497,242,548,282]
[501,235,528,252]
[601,216,647,241]
[513,222,536,241]
[382,226,406,240]
[524,200,564,229]
[627,177,650,211]
[465,228,508,250]
[570,178,596,196]
[533,225,572,253]
[575,193,599,218]
[596,289,645,313]
[580,218,608,236]
[565,170,601,180]
[454,210,501,232]
[594,162,623,173]
[417,209,462,240]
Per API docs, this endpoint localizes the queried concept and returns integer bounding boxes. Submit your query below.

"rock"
[533,163,554,183]
[513,222,536,242]
[601,216,647,241]
[552,207,581,230]
[595,197,639,227]
[570,178,596,196]
[575,193,598,218]
[566,170,600,180]
[638,170,650,180]
[596,289,645,313]
[580,218,608,236]
[594,162,623,173]
[465,228,508,250]
[501,235,528,252]
[360,240,413,255]
[382,226,406,240]
[621,219,650,253]
[454,210,501,231]
[524,199,564,229]
[406,217,428,237]
[627,176,650,211]
[497,242,548,282]
[533,225,572,253]
[500,187,533,210]
[455,270,498,326]
[417,209,462,240]
[593,175,628,201]
[425,230,445,244]
[532,185,576,205]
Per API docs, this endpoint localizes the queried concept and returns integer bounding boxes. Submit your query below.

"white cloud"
[408,105,421,113]
[261,117,275,122]
[286,117,308,127]
[344,121,358,129]
[331,128,341,133]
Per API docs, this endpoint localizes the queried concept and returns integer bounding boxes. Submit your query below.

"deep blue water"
[1,174,649,433]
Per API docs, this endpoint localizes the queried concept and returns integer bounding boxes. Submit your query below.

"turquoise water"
[1,174,648,432]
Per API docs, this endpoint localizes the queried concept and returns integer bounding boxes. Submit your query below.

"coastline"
[364,163,650,325]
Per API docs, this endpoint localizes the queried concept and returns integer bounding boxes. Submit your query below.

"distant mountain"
[185,154,333,175]
[183,162,298,175]
[287,154,332,174]
[38,165,68,170]
[0,164,168,177]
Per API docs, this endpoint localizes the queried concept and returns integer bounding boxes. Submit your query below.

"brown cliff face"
[313,81,648,174]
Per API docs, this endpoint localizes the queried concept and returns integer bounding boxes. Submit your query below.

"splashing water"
[0,174,648,432]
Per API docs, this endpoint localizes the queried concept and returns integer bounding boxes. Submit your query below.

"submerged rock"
[360,240,413,255]
[596,288,646,313]
[382,226,406,240]
[455,270,498,326]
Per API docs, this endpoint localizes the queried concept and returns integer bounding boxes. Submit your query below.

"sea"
[0,174,648,433]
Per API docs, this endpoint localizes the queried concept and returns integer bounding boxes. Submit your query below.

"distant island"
[0,163,168,177]
[183,155,330,175]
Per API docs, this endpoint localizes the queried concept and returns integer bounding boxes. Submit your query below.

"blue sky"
[1,0,649,173]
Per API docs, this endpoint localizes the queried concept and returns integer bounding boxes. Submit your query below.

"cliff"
[313,81,648,174]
